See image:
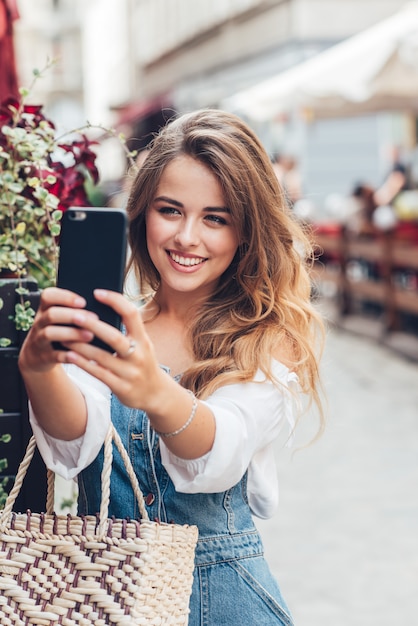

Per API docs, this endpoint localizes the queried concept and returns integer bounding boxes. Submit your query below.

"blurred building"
[12,0,417,202]
[13,0,132,182]
[14,0,84,127]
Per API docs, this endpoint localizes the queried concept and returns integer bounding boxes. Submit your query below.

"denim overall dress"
[77,393,294,626]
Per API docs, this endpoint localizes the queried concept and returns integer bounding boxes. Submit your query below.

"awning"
[223,2,418,121]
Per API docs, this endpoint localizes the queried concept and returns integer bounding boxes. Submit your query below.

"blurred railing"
[313,224,418,335]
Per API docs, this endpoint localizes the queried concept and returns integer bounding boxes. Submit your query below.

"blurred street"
[257,325,418,626]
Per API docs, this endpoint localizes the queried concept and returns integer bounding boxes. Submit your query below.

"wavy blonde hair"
[126,109,324,424]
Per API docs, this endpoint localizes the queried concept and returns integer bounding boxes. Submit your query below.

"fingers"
[52,290,161,407]
[37,290,143,359]
[64,323,143,369]
[62,338,160,409]
[62,339,141,398]
[19,288,99,373]
[32,290,142,368]
[36,305,98,346]
[117,337,137,359]
[93,289,145,339]
[38,287,87,311]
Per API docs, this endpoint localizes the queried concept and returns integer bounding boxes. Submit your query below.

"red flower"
[0,97,55,131]
[57,134,99,184]
[45,162,92,211]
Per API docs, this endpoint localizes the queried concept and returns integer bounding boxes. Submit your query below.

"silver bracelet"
[154,391,198,438]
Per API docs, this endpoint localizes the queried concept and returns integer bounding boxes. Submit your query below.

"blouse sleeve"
[159,360,299,516]
[28,364,111,480]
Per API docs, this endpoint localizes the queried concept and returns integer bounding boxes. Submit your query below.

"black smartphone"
[55,207,128,352]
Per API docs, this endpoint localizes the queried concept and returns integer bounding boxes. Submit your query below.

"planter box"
[0,278,46,512]
[0,278,39,347]
[0,348,20,411]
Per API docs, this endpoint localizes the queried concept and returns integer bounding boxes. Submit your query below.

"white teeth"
[170,252,205,266]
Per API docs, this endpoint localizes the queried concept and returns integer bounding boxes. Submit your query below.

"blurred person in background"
[347,147,412,234]
[282,156,303,206]
[346,182,377,235]
[19,109,324,626]
[372,145,411,231]
[272,153,303,208]
[373,145,410,208]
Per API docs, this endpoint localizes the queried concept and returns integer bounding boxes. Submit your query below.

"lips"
[167,251,207,267]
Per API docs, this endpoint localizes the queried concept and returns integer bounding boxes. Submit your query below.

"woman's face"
[145,155,239,300]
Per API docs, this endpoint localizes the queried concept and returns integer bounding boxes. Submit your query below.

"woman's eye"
[205,214,228,226]
[158,207,181,216]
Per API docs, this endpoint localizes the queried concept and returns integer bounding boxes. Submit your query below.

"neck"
[152,288,206,323]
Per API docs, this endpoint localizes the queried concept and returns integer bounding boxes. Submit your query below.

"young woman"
[18,109,324,626]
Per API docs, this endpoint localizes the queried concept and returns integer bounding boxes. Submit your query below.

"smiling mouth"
[167,251,207,266]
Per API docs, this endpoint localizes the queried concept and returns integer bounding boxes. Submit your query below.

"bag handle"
[0,424,150,533]
[100,424,150,526]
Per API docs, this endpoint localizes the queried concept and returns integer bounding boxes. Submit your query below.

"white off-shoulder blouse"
[29,361,298,519]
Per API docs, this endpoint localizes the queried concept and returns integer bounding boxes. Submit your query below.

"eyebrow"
[154,195,230,213]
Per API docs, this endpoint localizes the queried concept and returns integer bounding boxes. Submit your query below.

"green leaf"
[49,223,61,236]
[52,210,63,221]
[14,300,36,331]
[46,195,60,209]
[34,187,49,201]
[15,222,26,236]
[7,182,24,193]
[0,191,17,205]
[1,172,14,183]
[0,338,11,348]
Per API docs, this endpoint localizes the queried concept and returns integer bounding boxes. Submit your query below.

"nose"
[174,217,200,247]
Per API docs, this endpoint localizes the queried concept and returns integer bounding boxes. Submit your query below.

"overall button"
[145,493,155,506]
[131,433,144,440]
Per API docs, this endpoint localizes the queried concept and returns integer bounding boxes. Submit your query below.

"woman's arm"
[21,366,87,440]
[29,364,111,479]
[160,362,298,493]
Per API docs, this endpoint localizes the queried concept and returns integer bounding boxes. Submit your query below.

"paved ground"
[257,325,418,626]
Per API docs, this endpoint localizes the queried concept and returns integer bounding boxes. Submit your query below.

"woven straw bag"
[0,424,198,625]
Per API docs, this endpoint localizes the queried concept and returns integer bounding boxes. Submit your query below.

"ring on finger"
[118,337,137,359]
